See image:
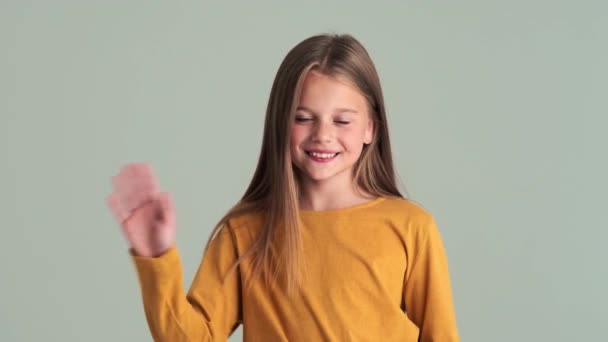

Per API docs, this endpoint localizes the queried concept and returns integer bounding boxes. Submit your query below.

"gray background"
[1,1,606,341]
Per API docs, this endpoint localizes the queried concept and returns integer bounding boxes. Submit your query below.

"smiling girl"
[107,33,459,341]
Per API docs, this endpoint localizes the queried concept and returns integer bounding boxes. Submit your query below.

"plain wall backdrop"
[1,1,606,341]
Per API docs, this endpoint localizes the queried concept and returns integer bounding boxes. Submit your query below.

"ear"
[364,117,374,145]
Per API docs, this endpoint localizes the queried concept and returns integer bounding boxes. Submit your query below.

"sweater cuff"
[129,245,182,286]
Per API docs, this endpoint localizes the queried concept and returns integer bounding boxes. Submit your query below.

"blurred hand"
[106,162,176,257]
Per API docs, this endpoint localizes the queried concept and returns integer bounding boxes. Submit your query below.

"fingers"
[111,162,159,213]
[131,163,159,191]
[106,192,130,224]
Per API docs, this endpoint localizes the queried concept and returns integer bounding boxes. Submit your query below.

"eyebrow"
[296,106,358,115]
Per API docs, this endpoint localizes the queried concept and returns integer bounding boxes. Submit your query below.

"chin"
[305,174,336,183]
[301,167,352,184]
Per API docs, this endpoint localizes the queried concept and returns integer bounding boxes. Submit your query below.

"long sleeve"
[129,225,242,342]
[403,214,459,341]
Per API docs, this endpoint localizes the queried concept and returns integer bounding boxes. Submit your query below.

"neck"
[297,175,374,211]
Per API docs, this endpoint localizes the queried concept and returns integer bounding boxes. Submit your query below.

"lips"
[305,150,340,163]
[306,151,339,158]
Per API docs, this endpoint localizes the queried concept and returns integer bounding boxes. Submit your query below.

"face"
[290,70,374,187]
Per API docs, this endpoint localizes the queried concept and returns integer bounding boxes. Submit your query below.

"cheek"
[289,126,302,156]
[341,128,367,151]
[290,125,307,146]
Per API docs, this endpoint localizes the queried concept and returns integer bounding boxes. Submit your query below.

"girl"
[107,33,459,341]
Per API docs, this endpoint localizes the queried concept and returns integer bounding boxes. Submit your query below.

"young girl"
[107,33,459,341]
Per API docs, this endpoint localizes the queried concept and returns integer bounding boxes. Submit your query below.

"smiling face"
[290,70,374,188]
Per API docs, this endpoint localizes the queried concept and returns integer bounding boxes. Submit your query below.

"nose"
[311,119,333,143]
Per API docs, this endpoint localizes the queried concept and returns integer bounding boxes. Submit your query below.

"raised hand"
[106,162,176,257]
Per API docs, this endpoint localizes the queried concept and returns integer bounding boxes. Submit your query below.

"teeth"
[309,152,337,158]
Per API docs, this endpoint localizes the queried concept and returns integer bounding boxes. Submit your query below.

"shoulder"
[378,196,436,224]
[205,209,265,256]
[226,210,265,229]
[222,209,266,242]
[377,196,441,241]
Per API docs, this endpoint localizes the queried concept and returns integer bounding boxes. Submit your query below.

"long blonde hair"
[203,33,406,297]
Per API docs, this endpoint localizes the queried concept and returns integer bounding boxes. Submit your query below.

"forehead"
[297,71,367,112]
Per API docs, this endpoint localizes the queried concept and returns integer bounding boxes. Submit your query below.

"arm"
[130,224,242,341]
[403,214,459,341]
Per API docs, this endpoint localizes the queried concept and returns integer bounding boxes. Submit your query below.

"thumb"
[156,192,175,224]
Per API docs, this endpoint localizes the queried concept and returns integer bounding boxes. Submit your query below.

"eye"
[295,116,312,123]
[335,120,350,125]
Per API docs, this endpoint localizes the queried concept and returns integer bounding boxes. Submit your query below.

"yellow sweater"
[130,197,459,341]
